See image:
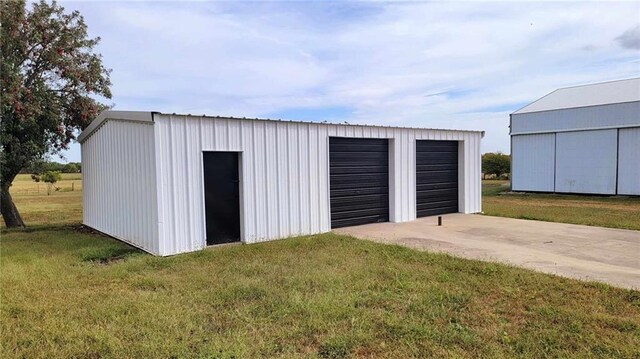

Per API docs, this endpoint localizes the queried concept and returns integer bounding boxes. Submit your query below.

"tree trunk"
[1,184,25,228]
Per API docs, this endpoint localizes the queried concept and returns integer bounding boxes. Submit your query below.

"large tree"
[1,0,111,227]
[482,152,511,179]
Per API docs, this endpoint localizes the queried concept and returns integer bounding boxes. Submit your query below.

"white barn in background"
[79,111,483,256]
[510,78,640,196]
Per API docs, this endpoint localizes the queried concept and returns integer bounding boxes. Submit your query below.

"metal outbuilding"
[510,78,640,196]
[79,111,483,256]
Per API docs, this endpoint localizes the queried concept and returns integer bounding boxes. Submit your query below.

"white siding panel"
[81,120,159,254]
[153,114,482,254]
[555,130,617,195]
[511,102,640,134]
[618,127,640,195]
[512,134,556,192]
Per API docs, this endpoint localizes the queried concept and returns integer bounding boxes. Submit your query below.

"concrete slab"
[334,214,640,289]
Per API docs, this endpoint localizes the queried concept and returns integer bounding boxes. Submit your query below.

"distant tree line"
[482,152,510,179]
[20,161,81,174]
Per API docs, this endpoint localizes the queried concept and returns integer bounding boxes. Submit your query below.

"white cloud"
[58,0,640,162]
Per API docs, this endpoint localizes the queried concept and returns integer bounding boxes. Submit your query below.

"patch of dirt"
[90,255,130,265]
[75,224,110,237]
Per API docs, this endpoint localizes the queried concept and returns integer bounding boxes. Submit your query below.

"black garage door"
[416,140,459,217]
[329,138,389,228]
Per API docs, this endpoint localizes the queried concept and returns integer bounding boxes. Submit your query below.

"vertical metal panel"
[152,114,482,255]
[81,120,159,254]
[555,129,617,194]
[511,102,640,134]
[457,140,465,213]
[463,133,472,213]
[512,134,556,192]
[618,127,640,195]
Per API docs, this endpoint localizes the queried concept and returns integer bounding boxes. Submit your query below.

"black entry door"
[416,140,459,217]
[329,137,389,228]
[203,152,240,245]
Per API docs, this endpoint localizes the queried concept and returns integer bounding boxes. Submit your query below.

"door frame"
[200,150,244,247]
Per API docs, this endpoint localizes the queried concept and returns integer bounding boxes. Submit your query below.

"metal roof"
[78,110,484,143]
[512,78,640,115]
[78,111,153,143]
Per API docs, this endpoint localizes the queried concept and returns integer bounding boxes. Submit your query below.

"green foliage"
[22,160,82,174]
[62,163,79,173]
[41,171,62,184]
[41,170,62,195]
[0,0,108,225]
[482,152,510,178]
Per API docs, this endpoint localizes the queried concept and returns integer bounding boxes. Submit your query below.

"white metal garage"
[510,78,640,196]
[79,111,483,256]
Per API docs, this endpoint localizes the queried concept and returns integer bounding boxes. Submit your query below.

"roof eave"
[78,110,154,143]
[153,111,485,134]
[511,100,640,116]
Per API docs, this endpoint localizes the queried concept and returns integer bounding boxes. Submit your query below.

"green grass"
[2,229,639,358]
[1,176,639,357]
[482,180,640,230]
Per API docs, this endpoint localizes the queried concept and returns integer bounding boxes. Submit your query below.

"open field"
[4,174,82,227]
[1,175,639,357]
[482,180,640,231]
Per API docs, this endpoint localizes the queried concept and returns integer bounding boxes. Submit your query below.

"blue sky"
[57,0,640,162]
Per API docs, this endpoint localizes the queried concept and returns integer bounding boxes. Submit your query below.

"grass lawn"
[3,229,640,358]
[482,180,640,231]
[1,175,639,357]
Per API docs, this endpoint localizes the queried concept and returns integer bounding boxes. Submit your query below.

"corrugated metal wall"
[511,101,640,134]
[555,129,618,195]
[153,114,482,255]
[512,128,640,195]
[511,133,556,192]
[81,120,160,254]
[511,98,640,196]
[618,127,640,195]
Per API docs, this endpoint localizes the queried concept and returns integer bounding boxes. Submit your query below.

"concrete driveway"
[335,214,640,289]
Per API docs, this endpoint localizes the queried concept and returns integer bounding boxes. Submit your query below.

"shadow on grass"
[1,222,144,264]
[80,246,141,264]
[1,223,83,234]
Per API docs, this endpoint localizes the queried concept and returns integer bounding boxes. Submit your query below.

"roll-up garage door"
[416,140,459,217]
[329,137,389,228]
